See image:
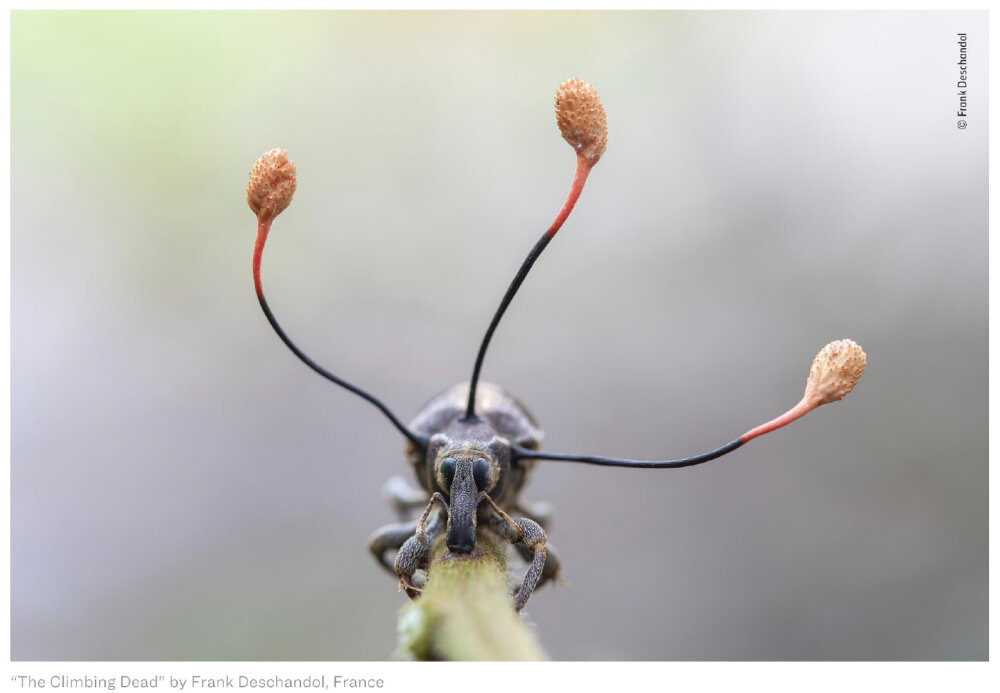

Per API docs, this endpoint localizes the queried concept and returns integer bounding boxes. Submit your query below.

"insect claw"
[397,579,422,598]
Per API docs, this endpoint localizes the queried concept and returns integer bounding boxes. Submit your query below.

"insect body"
[246,79,866,613]
[369,382,554,611]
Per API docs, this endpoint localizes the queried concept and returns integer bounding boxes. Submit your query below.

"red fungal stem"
[547,154,593,239]
[740,396,816,444]
[253,217,272,301]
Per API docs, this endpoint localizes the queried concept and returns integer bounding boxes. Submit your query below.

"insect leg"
[515,540,562,591]
[367,520,418,575]
[479,493,547,612]
[394,494,449,599]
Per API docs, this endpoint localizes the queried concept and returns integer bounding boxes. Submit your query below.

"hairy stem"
[396,534,547,661]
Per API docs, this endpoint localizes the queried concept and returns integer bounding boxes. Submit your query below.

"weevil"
[247,79,866,612]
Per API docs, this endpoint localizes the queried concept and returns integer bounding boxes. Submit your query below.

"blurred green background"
[11,11,986,660]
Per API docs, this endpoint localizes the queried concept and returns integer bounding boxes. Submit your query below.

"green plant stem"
[396,534,547,661]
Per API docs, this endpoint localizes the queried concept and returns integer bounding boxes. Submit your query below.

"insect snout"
[442,456,492,554]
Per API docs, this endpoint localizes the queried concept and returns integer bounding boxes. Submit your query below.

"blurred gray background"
[11,11,986,660]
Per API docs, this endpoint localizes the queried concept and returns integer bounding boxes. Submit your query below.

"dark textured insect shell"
[404,381,543,471]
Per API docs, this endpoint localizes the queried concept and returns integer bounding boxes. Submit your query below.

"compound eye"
[473,458,491,491]
[439,458,457,491]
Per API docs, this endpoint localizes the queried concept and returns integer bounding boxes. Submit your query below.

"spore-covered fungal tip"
[247,148,297,222]
[804,339,867,406]
[555,78,607,164]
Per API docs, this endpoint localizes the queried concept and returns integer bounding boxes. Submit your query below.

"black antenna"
[512,439,743,468]
[248,149,428,451]
[463,78,608,421]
